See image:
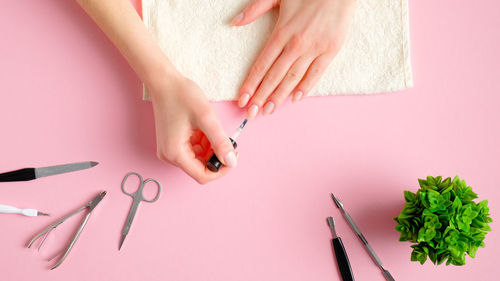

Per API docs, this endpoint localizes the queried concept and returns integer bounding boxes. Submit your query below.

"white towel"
[142,0,412,101]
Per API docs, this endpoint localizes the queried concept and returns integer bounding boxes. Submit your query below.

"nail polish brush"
[206,119,248,172]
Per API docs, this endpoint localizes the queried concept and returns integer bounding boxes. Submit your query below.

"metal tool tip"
[90,161,99,167]
[119,234,126,250]
[327,217,337,237]
[331,193,342,208]
[37,211,50,216]
[327,217,335,227]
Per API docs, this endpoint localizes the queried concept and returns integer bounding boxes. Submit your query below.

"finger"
[200,134,210,150]
[238,33,285,108]
[247,45,302,117]
[190,130,203,144]
[176,153,230,185]
[231,0,279,26]
[264,55,315,112]
[294,53,335,100]
[202,148,214,162]
[195,146,212,163]
[197,111,237,168]
[192,144,203,156]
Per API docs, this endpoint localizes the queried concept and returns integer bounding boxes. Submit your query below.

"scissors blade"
[119,233,127,251]
[119,199,141,250]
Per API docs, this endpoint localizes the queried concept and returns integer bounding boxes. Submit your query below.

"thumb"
[197,112,237,168]
[231,0,279,26]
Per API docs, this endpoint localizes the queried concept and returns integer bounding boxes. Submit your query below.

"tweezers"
[27,191,106,270]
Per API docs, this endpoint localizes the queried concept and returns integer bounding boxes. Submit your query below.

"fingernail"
[231,13,244,26]
[248,104,259,119]
[263,102,275,115]
[292,91,303,103]
[224,151,237,168]
[238,93,250,107]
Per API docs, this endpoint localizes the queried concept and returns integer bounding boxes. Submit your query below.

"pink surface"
[0,0,499,280]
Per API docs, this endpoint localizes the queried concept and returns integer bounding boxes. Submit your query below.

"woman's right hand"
[149,71,237,184]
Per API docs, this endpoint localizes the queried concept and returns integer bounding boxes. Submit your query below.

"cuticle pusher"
[0,204,49,217]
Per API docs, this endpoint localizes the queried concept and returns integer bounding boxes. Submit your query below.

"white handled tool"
[0,204,49,217]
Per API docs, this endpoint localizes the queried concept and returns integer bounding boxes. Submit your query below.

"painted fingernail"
[231,13,244,26]
[247,104,259,119]
[263,102,275,115]
[238,93,250,107]
[292,91,303,103]
[224,151,237,168]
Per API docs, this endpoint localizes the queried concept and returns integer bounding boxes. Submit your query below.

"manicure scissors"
[119,172,162,250]
[27,191,106,270]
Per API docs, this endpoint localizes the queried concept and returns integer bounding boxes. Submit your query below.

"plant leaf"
[394,176,492,266]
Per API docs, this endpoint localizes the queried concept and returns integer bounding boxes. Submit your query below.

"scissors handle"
[140,178,162,202]
[121,172,143,196]
[121,172,161,203]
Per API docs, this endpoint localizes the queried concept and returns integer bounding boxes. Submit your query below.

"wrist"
[144,62,183,98]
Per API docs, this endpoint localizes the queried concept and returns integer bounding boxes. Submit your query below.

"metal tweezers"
[27,191,106,270]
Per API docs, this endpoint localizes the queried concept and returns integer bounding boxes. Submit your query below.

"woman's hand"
[149,72,238,184]
[78,0,238,184]
[233,0,356,118]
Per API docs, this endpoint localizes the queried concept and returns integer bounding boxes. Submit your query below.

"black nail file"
[0,161,98,182]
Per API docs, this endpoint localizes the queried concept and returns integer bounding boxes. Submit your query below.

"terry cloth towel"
[142,0,412,101]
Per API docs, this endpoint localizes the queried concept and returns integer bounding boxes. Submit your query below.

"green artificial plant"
[393,176,492,266]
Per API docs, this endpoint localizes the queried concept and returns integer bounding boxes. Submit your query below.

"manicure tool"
[0,161,98,182]
[331,194,395,281]
[0,204,49,217]
[119,172,161,250]
[327,217,355,281]
[207,119,248,172]
[27,191,106,270]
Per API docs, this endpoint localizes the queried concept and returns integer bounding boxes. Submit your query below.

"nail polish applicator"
[206,119,248,172]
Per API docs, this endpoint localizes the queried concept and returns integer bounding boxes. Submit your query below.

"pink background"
[1,0,499,280]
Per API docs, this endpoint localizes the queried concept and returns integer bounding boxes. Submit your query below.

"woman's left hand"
[233,0,356,118]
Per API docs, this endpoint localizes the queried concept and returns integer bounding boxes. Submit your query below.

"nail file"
[0,161,99,182]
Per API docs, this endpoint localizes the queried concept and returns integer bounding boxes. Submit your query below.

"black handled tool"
[0,161,98,182]
[327,217,354,281]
